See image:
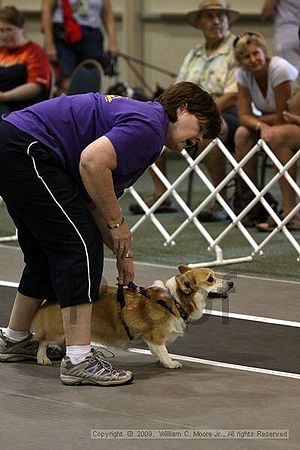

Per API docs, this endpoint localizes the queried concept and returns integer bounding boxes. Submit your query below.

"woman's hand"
[45,42,57,62]
[109,221,132,259]
[116,254,134,285]
[283,111,300,126]
[260,123,276,142]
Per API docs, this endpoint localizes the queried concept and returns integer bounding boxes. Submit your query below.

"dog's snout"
[228,281,234,289]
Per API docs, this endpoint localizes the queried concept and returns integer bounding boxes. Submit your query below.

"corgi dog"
[31,265,234,369]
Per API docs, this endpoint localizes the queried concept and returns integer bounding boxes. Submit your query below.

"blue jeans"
[53,24,104,77]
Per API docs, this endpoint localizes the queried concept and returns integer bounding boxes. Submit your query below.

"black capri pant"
[0,121,103,308]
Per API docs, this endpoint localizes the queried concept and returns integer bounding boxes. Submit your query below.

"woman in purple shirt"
[0,81,221,386]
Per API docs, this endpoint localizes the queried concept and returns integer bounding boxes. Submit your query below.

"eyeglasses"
[233,32,261,48]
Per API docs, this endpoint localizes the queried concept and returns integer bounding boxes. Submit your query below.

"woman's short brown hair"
[0,6,25,28]
[155,81,222,139]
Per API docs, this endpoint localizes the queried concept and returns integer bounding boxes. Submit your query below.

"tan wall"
[140,1,274,93]
[0,1,274,93]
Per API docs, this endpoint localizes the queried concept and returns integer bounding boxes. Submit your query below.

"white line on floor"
[129,348,300,380]
[0,279,299,328]
[204,309,300,328]
[0,325,298,380]
[0,280,18,288]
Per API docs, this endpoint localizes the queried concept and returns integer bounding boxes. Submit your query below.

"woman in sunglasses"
[233,32,300,231]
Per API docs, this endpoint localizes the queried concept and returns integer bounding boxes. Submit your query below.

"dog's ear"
[178,265,191,274]
[175,274,197,294]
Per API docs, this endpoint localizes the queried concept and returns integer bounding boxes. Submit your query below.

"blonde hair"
[234,32,269,66]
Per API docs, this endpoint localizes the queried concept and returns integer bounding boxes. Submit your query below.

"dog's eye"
[207,275,214,283]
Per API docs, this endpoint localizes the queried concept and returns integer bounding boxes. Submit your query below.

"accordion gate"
[128,138,300,267]
[0,138,299,266]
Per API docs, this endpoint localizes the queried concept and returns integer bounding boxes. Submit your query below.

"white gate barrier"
[0,138,299,266]
[128,138,300,267]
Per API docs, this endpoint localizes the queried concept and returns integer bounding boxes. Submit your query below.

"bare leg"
[8,292,43,332]
[203,121,229,198]
[203,144,228,198]
[234,126,259,184]
[61,303,92,346]
[275,147,297,216]
[149,152,167,197]
[269,124,300,217]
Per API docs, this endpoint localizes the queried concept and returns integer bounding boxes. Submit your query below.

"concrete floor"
[0,244,299,450]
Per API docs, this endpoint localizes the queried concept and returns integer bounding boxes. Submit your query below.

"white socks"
[5,329,91,365]
[66,345,91,365]
[5,327,30,342]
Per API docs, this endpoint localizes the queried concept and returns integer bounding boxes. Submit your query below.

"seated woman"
[233,32,300,230]
[0,6,51,113]
[256,107,300,231]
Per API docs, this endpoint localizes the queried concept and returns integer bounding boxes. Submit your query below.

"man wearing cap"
[130,0,240,221]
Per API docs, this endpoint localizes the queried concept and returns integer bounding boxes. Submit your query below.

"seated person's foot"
[129,194,178,215]
[256,213,300,232]
[197,201,228,222]
[233,192,278,228]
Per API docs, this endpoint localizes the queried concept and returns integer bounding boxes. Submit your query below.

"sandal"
[256,215,300,232]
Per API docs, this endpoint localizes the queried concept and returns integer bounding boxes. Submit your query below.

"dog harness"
[117,283,150,340]
[171,298,189,322]
[117,282,188,332]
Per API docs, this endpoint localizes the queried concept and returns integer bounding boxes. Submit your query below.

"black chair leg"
[185,145,198,208]
[259,153,268,189]
[186,171,195,208]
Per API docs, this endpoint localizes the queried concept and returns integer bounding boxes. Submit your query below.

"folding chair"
[67,59,104,95]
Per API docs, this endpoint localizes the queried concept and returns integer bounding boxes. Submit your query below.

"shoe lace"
[90,347,115,359]
[88,348,124,377]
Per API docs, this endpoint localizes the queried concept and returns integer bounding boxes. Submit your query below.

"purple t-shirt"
[3,93,169,197]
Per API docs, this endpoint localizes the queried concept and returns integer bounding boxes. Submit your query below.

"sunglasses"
[233,32,261,48]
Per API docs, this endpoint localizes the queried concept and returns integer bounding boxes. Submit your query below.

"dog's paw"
[37,356,52,366]
[158,359,182,369]
[168,359,182,369]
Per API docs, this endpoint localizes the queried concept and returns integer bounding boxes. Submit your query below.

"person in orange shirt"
[0,6,51,113]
